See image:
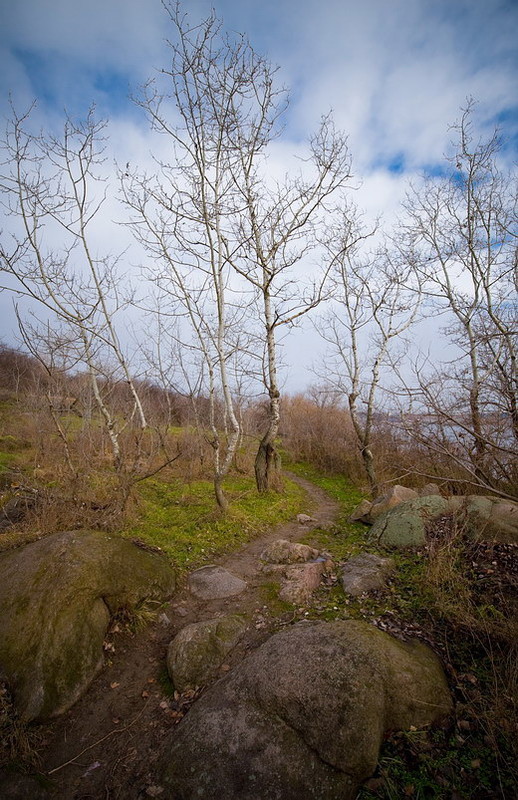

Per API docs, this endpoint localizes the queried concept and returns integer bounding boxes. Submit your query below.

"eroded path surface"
[39,474,339,800]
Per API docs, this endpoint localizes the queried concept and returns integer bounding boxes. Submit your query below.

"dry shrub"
[281,394,362,478]
[421,515,518,772]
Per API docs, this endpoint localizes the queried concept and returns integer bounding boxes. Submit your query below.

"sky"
[0,0,517,391]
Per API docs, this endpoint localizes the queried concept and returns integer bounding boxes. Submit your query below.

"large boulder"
[159,620,452,800]
[462,495,518,543]
[166,615,247,692]
[0,530,175,721]
[369,496,451,548]
[349,485,419,525]
[368,494,518,549]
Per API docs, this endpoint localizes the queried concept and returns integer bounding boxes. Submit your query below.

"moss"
[126,473,305,571]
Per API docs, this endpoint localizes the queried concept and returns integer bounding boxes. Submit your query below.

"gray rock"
[0,530,175,721]
[159,620,452,800]
[260,539,319,564]
[347,499,373,523]
[462,495,518,543]
[341,553,395,596]
[167,615,247,691]
[419,483,442,497]
[297,513,316,524]
[369,485,419,522]
[369,496,451,548]
[188,565,247,600]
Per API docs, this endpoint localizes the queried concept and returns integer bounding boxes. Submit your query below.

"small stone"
[260,539,320,564]
[341,553,395,597]
[297,513,316,524]
[188,566,247,600]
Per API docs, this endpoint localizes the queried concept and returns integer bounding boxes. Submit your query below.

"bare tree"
[0,105,148,471]
[399,101,517,497]
[230,114,353,491]
[123,1,354,498]
[317,212,420,497]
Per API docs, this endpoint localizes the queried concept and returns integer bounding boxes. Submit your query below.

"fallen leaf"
[141,690,150,698]
[110,682,120,689]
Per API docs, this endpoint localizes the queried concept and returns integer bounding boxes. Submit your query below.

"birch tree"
[317,213,420,496]
[400,101,517,497]
[0,105,147,470]
[124,1,353,498]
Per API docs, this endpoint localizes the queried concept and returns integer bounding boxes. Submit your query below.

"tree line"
[1,1,516,506]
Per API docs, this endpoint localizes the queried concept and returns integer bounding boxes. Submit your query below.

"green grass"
[125,473,306,571]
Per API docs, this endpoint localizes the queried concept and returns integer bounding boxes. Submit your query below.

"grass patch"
[125,473,306,571]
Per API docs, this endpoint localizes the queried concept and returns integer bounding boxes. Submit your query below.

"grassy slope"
[126,473,306,571]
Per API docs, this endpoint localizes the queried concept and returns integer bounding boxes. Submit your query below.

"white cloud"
[0,0,516,388]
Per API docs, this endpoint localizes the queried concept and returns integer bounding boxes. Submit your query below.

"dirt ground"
[36,475,338,799]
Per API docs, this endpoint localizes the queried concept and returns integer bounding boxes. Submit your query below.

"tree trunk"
[214,474,228,512]
[254,437,281,493]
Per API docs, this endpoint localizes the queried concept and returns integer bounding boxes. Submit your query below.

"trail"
[39,474,339,799]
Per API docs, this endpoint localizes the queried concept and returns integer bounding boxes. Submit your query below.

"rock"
[462,496,518,543]
[369,496,451,548]
[419,483,442,497]
[368,493,518,549]
[188,565,247,600]
[0,489,39,531]
[278,561,330,604]
[0,530,175,721]
[341,553,395,596]
[348,499,373,523]
[369,485,419,522]
[260,539,320,564]
[167,615,247,691]
[297,513,316,524]
[159,620,452,800]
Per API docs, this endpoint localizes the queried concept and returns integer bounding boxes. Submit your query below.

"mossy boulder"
[0,530,176,721]
[167,614,247,692]
[369,496,451,548]
[368,494,518,549]
[159,620,452,799]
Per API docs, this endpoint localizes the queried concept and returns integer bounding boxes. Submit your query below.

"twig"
[47,699,150,775]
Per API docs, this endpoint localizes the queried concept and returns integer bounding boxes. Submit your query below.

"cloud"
[0,0,516,388]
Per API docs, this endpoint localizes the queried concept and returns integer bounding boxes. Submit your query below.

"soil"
[36,474,339,799]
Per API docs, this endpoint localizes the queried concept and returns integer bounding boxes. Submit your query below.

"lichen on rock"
[0,529,176,721]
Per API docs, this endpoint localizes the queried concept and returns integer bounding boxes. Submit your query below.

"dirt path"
[38,474,339,800]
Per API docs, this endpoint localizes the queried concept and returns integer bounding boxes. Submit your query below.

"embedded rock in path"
[341,553,395,596]
[369,496,451,548]
[188,565,247,600]
[278,561,331,604]
[167,614,247,692]
[158,620,452,800]
[0,530,175,721]
[260,538,320,564]
[297,513,317,525]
